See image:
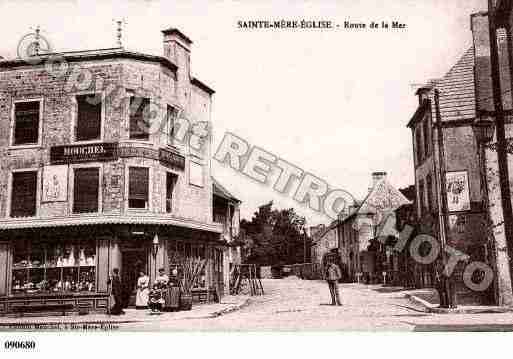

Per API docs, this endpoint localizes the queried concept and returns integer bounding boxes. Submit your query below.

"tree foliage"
[240,201,310,265]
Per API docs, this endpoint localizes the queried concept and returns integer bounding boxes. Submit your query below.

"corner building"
[0,28,234,314]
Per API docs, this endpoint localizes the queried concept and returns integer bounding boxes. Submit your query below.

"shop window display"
[11,238,96,295]
[168,241,207,289]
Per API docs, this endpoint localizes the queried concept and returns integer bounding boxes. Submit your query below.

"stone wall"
[0,57,214,224]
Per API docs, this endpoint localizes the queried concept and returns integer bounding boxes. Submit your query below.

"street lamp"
[152,233,159,258]
[472,118,495,145]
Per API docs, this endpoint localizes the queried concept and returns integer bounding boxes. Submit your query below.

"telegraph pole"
[434,89,456,308]
[488,0,513,282]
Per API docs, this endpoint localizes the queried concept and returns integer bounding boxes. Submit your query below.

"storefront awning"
[0,214,223,234]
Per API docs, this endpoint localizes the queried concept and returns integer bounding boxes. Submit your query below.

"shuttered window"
[426,175,433,213]
[166,172,176,213]
[415,129,422,164]
[11,171,37,217]
[167,105,178,145]
[76,94,102,141]
[13,101,40,145]
[129,97,150,140]
[418,179,425,217]
[129,167,149,209]
[73,168,100,213]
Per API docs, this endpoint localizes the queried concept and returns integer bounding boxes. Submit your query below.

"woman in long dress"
[135,271,150,309]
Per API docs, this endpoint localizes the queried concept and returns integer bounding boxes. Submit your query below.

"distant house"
[337,172,410,283]
[311,172,409,283]
[310,222,339,278]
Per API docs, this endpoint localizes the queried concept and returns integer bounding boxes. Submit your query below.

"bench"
[191,288,217,303]
[11,303,75,317]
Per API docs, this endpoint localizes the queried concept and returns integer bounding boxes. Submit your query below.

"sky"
[0,0,487,226]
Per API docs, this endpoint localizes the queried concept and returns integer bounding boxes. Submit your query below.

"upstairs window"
[423,119,430,157]
[189,161,203,187]
[129,167,149,209]
[76,94,102,141]
[73,168,100,213]
[13,101,40,145]
[167,105,178,145]
[11,171,37,217]
[418,179,425,217]
[415,128,423,164]
[129,97,150,140]
[426,175,433,213]
[166,172,177,213]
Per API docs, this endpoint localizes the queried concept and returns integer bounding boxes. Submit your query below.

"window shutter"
[76,95,101,141]
[14,101,39,145]
[129,167,149,201]
[11,171,37,217]
[166,172,176,212]
[129,97,150,140]
[167,105,178,143]
[73,168,100,213]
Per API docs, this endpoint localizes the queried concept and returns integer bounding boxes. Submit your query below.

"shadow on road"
[412,324,513,332]
[391,304,428,314]
[371,286,409,294]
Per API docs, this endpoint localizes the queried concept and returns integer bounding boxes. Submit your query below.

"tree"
[240,202,309,265]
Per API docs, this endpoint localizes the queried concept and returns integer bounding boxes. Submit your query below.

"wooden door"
[121,248,148,307]
[213,248,224,301]
[0,242,9,296]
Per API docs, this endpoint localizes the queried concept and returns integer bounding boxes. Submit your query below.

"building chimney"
[471,12,495,114]
[415,86,431,105]
[162,27,193,104]
[372,171,387,187]
[471,12,512,114]
[162,28,192,72]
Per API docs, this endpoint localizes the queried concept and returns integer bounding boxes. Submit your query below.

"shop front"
[0,223,227,316]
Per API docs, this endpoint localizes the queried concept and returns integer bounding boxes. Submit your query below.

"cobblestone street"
[120,278,513,331]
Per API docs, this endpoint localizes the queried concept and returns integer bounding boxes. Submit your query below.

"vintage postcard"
[0,0,513,356]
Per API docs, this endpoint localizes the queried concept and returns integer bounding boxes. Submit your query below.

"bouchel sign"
[50,143,119,164]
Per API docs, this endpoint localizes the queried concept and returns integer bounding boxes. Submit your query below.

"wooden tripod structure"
[230,264,264,296]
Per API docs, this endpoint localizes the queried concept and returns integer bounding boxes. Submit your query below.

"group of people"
[109,268,175,315]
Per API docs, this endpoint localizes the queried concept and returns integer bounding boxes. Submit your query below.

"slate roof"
[430,47,476,123]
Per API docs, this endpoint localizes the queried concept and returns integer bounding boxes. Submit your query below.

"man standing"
[109,268,125,315]
[326,259,342,306]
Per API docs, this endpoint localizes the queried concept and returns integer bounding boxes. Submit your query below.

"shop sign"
[159,148,185,170]
[42,165,68,202]
[50,143,118,164]
[446,171,471,213]
[118,146,159,160]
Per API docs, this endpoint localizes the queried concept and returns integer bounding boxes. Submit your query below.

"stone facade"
[0,55,213,223]
[408,46,493,305]
[0,28,237,313]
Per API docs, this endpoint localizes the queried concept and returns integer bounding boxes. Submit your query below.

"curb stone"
[405,293,513,314]
[0,299,252,327]
[206,298,251,318]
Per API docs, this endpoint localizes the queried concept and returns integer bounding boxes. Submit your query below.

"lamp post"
[472,117,498,304]
[152,234,159,280]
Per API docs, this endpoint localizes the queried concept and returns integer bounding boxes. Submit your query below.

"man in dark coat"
[325,259,342,306]
[109,268,125,315]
